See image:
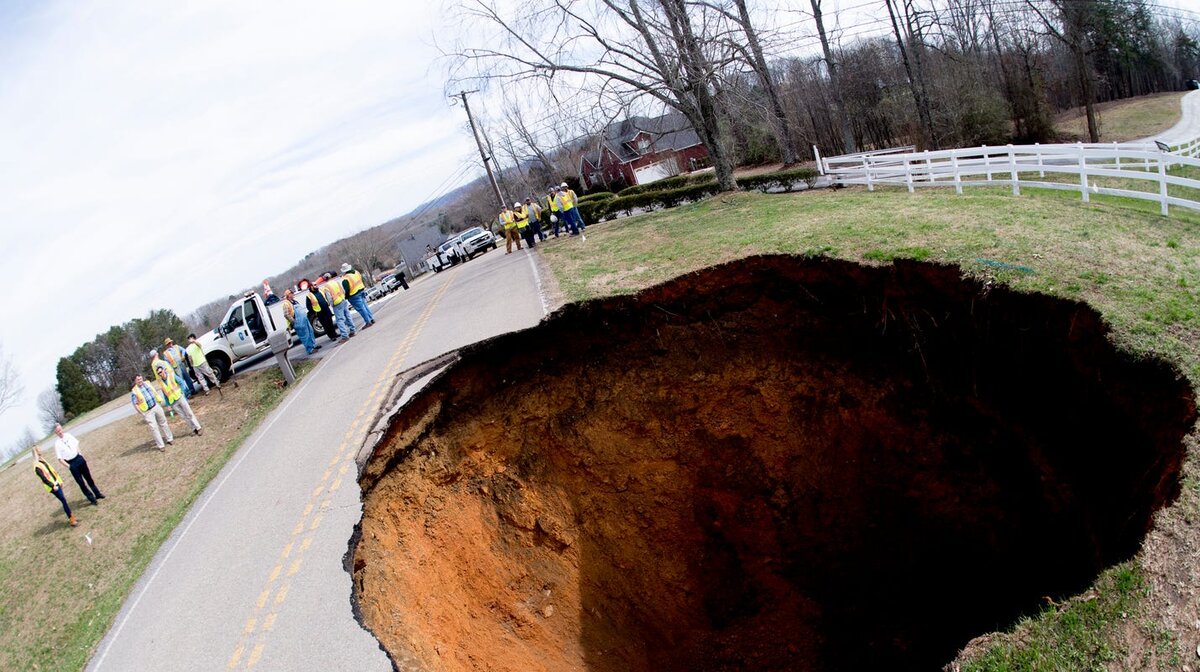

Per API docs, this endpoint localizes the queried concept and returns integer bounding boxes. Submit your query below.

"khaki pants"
[193,362,220,391]
[142,405,174,449]
[171,395,202,432]
[504,227,521,252]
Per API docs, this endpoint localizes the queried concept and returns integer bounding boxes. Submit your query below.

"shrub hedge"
[575,167,822,224]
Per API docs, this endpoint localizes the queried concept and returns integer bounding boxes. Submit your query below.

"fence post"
[1008,144,1020,196]
[863,156,873,192]
[952,154,962,195]
[1036,142,1044,178]
[1113,142,1120,170]
[983,144,992,181]
[1078,142,1089,204]
[925,151,932,182]
[813,145,824,176]
[1158,150,1170,216]
[905,156,914,193]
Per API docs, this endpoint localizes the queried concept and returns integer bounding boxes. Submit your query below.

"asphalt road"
[88,245,548,672]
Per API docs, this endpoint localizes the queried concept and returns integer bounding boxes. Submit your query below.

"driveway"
[88,246,548,671]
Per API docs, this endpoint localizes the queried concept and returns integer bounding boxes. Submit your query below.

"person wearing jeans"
[283,289,320,355]
[34,446,76,526]
[321,273,356,342]
[53,424,104,506]
[340,263,375,328]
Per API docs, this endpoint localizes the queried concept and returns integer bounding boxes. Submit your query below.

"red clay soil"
[351,255,1196,672]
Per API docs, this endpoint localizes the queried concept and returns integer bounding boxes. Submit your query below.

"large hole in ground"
[352,255,1196,672]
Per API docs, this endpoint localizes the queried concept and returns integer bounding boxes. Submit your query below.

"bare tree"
[1025,0,1100,142]
[37,388,66,433]
[337,227,398,287]
[447,0,744,190]
[810,0,857,154]
[4,427,38,462]
[0,343,22,417]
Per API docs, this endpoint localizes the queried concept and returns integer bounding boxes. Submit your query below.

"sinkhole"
[351,255,1196,672]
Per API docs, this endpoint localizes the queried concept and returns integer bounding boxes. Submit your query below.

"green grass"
[540,186,1200,669]
[960,564,1152,672]
[1054,92,1186,143]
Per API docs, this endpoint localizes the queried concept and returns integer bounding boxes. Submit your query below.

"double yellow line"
[227,277,455,670]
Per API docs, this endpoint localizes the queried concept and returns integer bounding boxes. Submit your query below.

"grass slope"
[1055,92,1187,143]
[0,364,311,671]
[540,187,1200,669]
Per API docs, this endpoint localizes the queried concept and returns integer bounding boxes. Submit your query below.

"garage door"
[634,160,676,185]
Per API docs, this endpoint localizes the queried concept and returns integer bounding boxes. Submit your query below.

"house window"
[637,137,650,153]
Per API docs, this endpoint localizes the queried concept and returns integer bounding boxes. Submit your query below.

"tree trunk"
[732,0,798,165]
[885,0,937,149]
[811,0,857,154]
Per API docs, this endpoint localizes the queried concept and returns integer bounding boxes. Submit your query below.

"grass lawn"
[539,187,1200,669]
[1054,92,1187,143]
[0,363,311,671]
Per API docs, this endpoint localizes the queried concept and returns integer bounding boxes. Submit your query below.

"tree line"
[443,0,1199,197]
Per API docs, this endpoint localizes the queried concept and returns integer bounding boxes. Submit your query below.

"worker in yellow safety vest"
[501,206,522,253]
[33,446,76,526]
[152,354,203,437]
[131,374,174,450]
[512,201,536,249]
[162,337,195,398]
[558,183,585,235]
[321,273,356,342]
[547,187,564,237]
[340,263,376,328]
[300,278,338,344]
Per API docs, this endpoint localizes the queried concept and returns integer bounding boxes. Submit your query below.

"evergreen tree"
[56,357,100,418]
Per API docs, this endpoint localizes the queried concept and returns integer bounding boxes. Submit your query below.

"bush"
[735,167,820,193]
[617,172,716,196]
[578,191,616,204]
[575,200,608,225]
[602,182,722,217]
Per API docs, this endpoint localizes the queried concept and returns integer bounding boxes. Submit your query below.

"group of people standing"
[499,182,587,253]
[287,263,379,353]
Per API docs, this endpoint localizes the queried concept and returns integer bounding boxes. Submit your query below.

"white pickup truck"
[196,291,306,381]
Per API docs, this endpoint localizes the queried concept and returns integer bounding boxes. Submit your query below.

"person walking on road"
[33,446,76,527]
[153,357,202,436]
[300,278,338,343]
[53,424,105,506]
[132,375,174,450]
[186,334,223,396]
[161,338,195,398]
[283,289,320,355]
[340,263,376,329]
[321,273,356,342]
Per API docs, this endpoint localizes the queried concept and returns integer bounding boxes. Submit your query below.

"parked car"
[365,284,386,302]
[428,237,467,273]
[380,273,405,293]
[457,226,498,259]
[1188,79,1200,91]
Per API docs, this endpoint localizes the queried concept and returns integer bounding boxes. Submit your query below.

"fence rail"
[821,138,1200,216]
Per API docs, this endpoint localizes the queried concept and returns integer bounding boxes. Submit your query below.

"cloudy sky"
[0,0,480,447]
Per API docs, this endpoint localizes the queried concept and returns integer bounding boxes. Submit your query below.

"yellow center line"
[229,275,457,667]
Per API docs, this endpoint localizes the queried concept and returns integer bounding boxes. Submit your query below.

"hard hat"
[513,201,521,207]
[148,349,157,358]
[340,263,352,273]
[560,182,568,187]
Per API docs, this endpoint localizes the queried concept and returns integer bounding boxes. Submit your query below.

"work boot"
[349,331,356,337]
[69,515,77,527]
[97,493,106,499]
[194,428,202,436]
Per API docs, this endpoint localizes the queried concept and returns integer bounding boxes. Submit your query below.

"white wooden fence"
[820,137,1200,216]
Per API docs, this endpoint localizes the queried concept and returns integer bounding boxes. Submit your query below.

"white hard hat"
[340,263,352,273]
[560,182,568,187]
[513,201,521,207]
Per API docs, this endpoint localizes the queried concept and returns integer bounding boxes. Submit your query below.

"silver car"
[457,226,498,259]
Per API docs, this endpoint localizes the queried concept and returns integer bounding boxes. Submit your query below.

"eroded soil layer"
[353,255,1197,672]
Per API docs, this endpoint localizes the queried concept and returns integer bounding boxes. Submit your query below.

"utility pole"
[453,90,506,209]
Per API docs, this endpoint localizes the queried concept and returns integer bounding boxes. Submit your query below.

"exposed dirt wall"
[353,255,1197,672]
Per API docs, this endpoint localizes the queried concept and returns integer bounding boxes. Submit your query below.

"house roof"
[582,112,703,170]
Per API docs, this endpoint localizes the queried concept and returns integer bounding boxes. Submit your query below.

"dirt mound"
[352,255,1197,672]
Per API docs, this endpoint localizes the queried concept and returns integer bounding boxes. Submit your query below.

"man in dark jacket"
[300,278,338,343]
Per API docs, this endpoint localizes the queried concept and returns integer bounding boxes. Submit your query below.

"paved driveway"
[88,246,547,671]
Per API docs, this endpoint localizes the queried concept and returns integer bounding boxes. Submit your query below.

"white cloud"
[0,0,480,446]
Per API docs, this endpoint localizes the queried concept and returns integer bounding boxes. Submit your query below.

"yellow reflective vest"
[35,458,63,492]
[322,279,346,306]
[156,370,183,405]
[501,210,516,230]
[547,195,560,212]
[132,382,164,413]
[163,345,186,371]
[186,342,207,367]
[560,190,576,211]
[513,206,529,228]
[345,271,365,296]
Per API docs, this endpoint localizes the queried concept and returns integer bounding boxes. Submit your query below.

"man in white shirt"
[53,424,105,505]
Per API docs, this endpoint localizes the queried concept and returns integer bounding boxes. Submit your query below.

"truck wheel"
[209,354,233,383]
[312,319,325,337]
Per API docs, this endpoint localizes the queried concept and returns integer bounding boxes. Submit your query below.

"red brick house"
[579,113,711,192]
